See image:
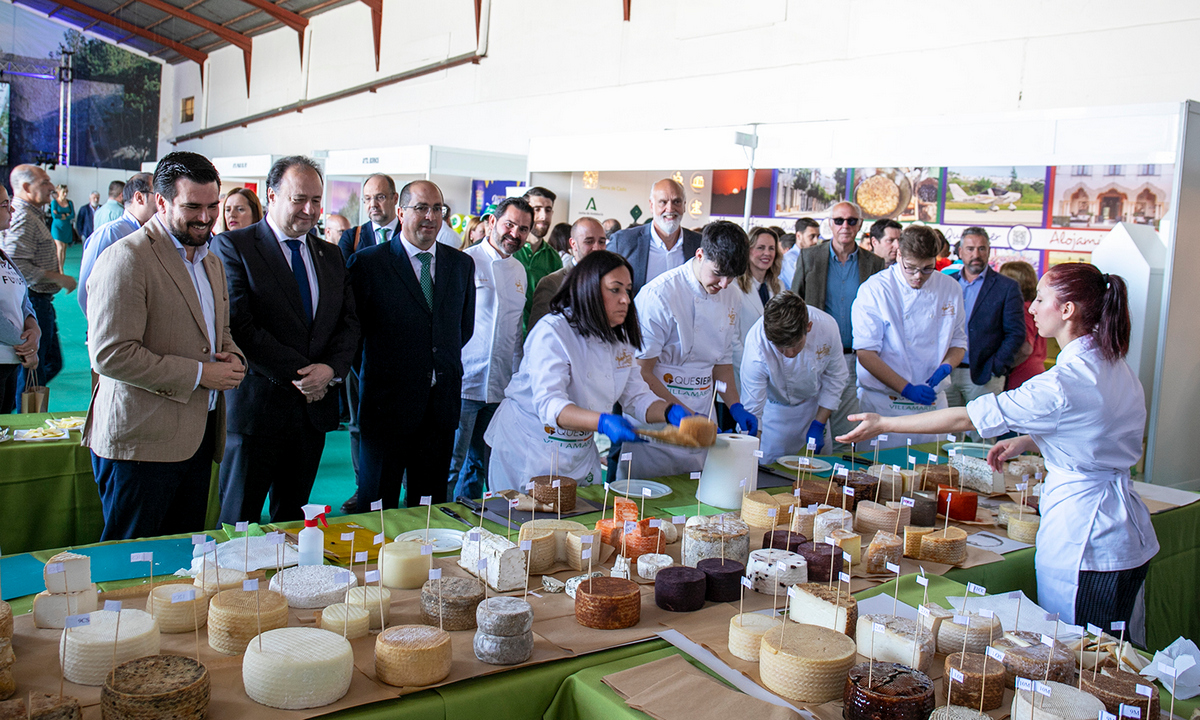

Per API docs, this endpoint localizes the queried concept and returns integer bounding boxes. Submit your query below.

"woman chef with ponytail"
[839,263,1158,628]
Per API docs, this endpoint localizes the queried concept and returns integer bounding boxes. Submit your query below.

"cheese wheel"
[867,465,918,500]
[44,552,91,594]
[0,601,10,641]
[636,553,673,581]
[475,597,533,637]
[740,490,798,528]
[787,583,857,638]
[934,609,1002,655]
[843,472,879,510]
[762,530,807,554]
[1,693,83,720]
[855,501,912,536]
[375,625,452,687]
[903,526,936,559]
[813,508,852,543]
[420,577,484,631]
[268,565,356,608]
[0,638,11,671]
[950,455,1005,495]
[344,586,392,630]
[910,492,939,527]
[795,478,845,508]
[789,506,818,539]
[864,531,902,574]
[319,603,370,639]
[381,541,431,589]
[1007,515,1040,544]
[919,527,968,565]
[531,474,577,512]
[33,586,98,629]
[843,661,936,720]
[993,631,1075,687]
[795,541,844,583]
[459,527,528,592]
[1011,680,1105,720]
[613,496,639,522]
[855,614,936,673]
[829,529,862,565]
[1081,668,1160,720]
[101,654,209,720]
[0,670,13,703]
[193,567,248,597]
[746,549,808,594]
[60,610,160,686]
[574,577,640,629]
[613,519,667,561]
[208,589,289,655]
[683,514,749,568]
[696,558,744,602]
[146,584,209,633]
[943,652,1006,710]
[653,566,706,612]
[243,627,352,709]
[938,484,979,522]
[521,518,588,565]
[518,527,557,573]
[929,707,989,720]
[473,629,533,665]
[995,503,1024,528]
[566,530,590,571]
[660,521,680,544]
[728,613,782,661]
[759,623,857,702]
[915,464,958,492]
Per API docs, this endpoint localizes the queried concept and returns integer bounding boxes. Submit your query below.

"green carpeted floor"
[47,243,359,523]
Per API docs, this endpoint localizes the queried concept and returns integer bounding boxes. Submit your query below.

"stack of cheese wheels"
[636,553,672,580]
[243,627,352,709]
[910,492,939,527]
[728,613,782,661]
[746,549,808,594]
[789,504,820,539]
[793,478,840,508]
[696,558,744,602]
[683,514,749,567]
[934,609,1002,654]
[208,589,289,655]
[759,623,856,703]
[993,631,1075,687]
[944,652,1006,710]
[146,584,208,633]
[421,577,484,631]
[375,625,452,687]
[796,541,843,583]
[35,552,98,629]
[0,600,11,640]
[903,527,936,558]
[574,577,641,629]
[193,566,248,597]
[813,508,852,543]
[1007,513,1040,544]
[829,529,862,565]
[843,472,879,510]
[920,527,969,565]
[531,475,577,512]
[345,586,392,630]
[269,565,356,608]
[915,464,959,492]
[937,484,979,522]
[0,638,12,701]
[864,531,903,574]
[855,615,936,673]
[474,597,534,666]
[5,693,84,719]
[1081,668,1160,720]
[787,583,858,637]
[1012,680,1105,720]
[612,519,667,562]
[762,530,807,554]
[855,501,912,536]
[380,541,428,589]
[60,610,160,686]
[842,661,936,720]
[654,567,706,612]
[319,603,370,639]
[740,490,797,528]
[101,654,209,720]
[459,527,527,592]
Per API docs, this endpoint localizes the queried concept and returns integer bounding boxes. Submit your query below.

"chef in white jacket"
[740,292,847,462]
[852,225,966,449]
[450,197,532,499]
[485,251,685,491]
[838,262,1157,628]
[627,221,757,479]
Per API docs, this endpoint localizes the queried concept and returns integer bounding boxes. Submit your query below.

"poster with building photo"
[942,166,1047,227]
[851,167,941,222]
[1048,164,1173,230]
[774,168,845,218]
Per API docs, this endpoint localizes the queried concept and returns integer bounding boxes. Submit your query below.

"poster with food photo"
[851,168,941,222]
[942,166,1048,227]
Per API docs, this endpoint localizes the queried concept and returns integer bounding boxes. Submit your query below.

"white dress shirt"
[645,222,686,285]
[156,215,218,410]
[371,218,399,245]
[267,216,320,314]
[399,234,437,282]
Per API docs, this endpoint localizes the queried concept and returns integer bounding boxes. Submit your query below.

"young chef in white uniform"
[485,251,686,491]
[852,225,966,449]
[838,262,1157,628]
[740,292,847,462]
[627,221,757,479]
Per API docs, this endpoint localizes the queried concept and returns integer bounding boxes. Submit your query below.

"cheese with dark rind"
[759,623,857,702]
[531,474,576,512]
[787,583,857,638]
[914,464,958,492]
[910,492,939,527]
[943,652,1006,710]
[795,541,844,583]
[843,472,879,510]
[375,625,452,687]
[101,653,209,720]
[762,530,807,554]
[653,566,706,612]
[473,629,534,665]
[843,661,936,720]
[420,577,485,631]
[993,630,1075,688]
[696,558,744,602]
[574,577,640,629]
[475,596,533,637]
[1081,668,1160,720]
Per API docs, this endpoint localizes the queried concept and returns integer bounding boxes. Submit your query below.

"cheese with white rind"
[475,597,533,637]
[787,583,857,638]
[759,623,857,702]
[459,527,528,592]
[473,629,534,665]
[33,586,98,629]
[242,627,353,709]
[380,541,427,589]
[943,651,1006,710]
[934,609,1002,655]
[611,555,631,579]
[564,573,604,599]
[919,526,968,565]
[728,613,781,661]
[43,552,91,594]
[829,529,862,565]
[345,586,392,630]
[636,553,673,581]
[207,589,289,655]
[59,610,160,686]
[660,521,679,544]
[993,630,1075,687]
[813,508,852,543]
[146,584,208,633]
[420,577,484,631]
[375,625,452,687]
[745,549,808,594]
[864,531,902,574]
[789,506,817,539]
[319,603,370,639]
[268,565,356,608]
[950,455,1006,495]
[1011,680,1105,720]
[855,614,936,673]
[683,513,749,568]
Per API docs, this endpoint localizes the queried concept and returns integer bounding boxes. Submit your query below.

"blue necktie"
[284,239,313,326]
[758,281,770,306]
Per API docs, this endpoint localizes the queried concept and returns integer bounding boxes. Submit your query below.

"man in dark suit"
[944,227,1025,418]
[348,180,476,508]
[212,156,359,524]
[790,201,886,451]
[606,179,701,294]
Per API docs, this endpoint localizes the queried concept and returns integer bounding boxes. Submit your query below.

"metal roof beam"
[21,0,208,66]
[131,0,252,93]
[235,0,306,55]
[358,0,381,70]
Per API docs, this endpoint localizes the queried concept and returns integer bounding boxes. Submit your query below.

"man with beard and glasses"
[449,196,533,499]
[608,179,702,294]
[944,227,1025,428]
[528,217,608,330]
[83,152,245,540]
[514,187,561,330]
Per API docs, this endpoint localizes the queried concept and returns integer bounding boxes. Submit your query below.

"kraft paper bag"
[20,368,48,413]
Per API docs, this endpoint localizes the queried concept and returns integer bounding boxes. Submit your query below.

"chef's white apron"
[486,399,601,493]
[760,397,823,464]
[621,363,711,479]
[857,386,948,449]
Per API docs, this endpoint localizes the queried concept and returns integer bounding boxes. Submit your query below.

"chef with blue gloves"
[851,225,966,449]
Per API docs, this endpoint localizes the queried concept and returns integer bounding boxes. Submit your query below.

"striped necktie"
[417,251,433,309]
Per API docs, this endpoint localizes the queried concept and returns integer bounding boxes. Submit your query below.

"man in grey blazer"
[606,179,701,294]
[790,201,885,451]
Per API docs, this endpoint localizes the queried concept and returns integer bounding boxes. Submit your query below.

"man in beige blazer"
[83,152,245,540]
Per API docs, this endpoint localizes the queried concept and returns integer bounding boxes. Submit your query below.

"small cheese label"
[341,532,355,541]
[641,487,652,497]
[798,457,811,466]
[949,668,965,683]
[1045,612,1059,622]
[621,452,633,462]
[918,606,932,617]
[885,562,901,574]
[365,570,380,583]
[525,482,534,491]
[1015,677,1033,691]
[604,482,611,491]
[837,468,849,479]
[370,500,383,511]
[1121,705,1141,719]
[552,480,562,489]
[1035,682,1053,697]
[986,646,1005,662]
[1008,590,1023,600]
[468,530,481,542]
[953,615,970,625]
[1087,623,1103,636]
[355,551,368,563]
[104,600,122,612]
[929,453,938,463]
[1101,712,1117,720]
[64,614,90,628]
[203,541,216,553]
[915,575,929,587]
[767,508,777,518]
[1112,621,1127,631]
[807,439,817,450]
[947,434,956,442]
[624,521,636,533]
[740,479,747,487]
[1035,472,1043,480]
[843,552,852,563]
[374,533,385,545]
[690,472,702,479]
[754,450,764,458]
[948,449,958,457]
[1135,685,1153,698]
[870,439,879,447]
[419,496,432,506]
[908,455,917,464]
[808,504,819,512]
[1016,482,1028,491]
[235,521,249,532]
[582,549,592,559]
[787,584,800,598]
[477,558,488,571]
[519,540,532,551]
[842,486,854,496]
[715,380,727,392]
[421,544,434,556]
[335,571,352,584]
[873,622,886,634]
[741,576,753,589]
[907,439,913,446]
[510,499,520,508]
[191,534,207,545]
[242,579,258,592]
[649,519,662,528]
[429,568,442,580]
[45,562,63,574]
[793,489,803,497]
[266,532,284,545]
[1041,633,1055,646]
[979,609,995,618]
[484,491,496,499]
[581,535,596,544]
[130,552,153,563]
[1158,662,1177,678]
[838,571,851,583]
[900,496,915,508]
[673,516,687,524]
[879,434,889,441]
[967,582,986,595]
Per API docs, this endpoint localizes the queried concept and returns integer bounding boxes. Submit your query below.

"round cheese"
[813,508,853,543]
[575,577,640,629]
[903,526,936,559]
[380,541,427,589]
[345,586,392,630]
[420,577,484,631]
[843,661,936,720]
[915,464,958,492]
[696,558,744,602]
[243,627,352,709]
[855,501,912,536]
[1081,668,1160,720]
[531,474,577,512]
[1011,680,1105,720]
[5,692,84,719]
[741,490,798,529]
[146,584,208,633]
[683,514,749,568]
[910,492,939,527]
[746,549,807,595]
[476,597,533,637]
[207,589,289,655]
[60,610,160,686]
[759,623,857,702]
[613,519,667,561]
[762,530,807,554]
[0,601,11,640]
[795,541,843,583]
[937,484,979,522]
[193,567,247,597]
[995,502,1025,527]
[930,705,990,720]
[0,668,12,702]
[375,625,452,687]
[864,531,902,574]
[728,613,781,661]
[934,609,1001,655]
[636,553,673,581]
[919,527,968,566]
[653,566,706,612]
[660,521,679,544]
[944,652,1006,710]
[473,629,533,665]
[1007,515,1040,544]
[0,638,12,670]
[843,472,879,510]
[789,506,818,540]
[867,464,918,500]
[101,654,209,720]
[856,614,936,673]
[794,478,839,508]
[993,630,1075,688]
[518,527,557,573]
[268,565,357,609]
[319,603,370,639]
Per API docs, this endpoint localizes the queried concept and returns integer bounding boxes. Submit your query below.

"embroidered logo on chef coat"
[728,307,736,325]
[941,301,956,316]
[516,278,524,294]
[815,344,831,360]
[615,348,633,368]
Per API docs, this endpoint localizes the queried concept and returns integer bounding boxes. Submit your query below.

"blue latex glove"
[805,419,826,454]
[665,403,692,427]
[925,363,952,388]
[901,382,937,406]
[728,402,759,435]
[597,414,644,444]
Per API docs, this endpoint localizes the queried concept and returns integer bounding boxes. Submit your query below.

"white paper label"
[1135,685,1153,698]
[641,487,652,497]
[947,434,956,442]
[807,439,817,450]
[1121,705,1141,719]
[1041,633,1055,646]
[742,576,754,589]
[907,438,913,446]
[886,562,901,574]
[793,489,802,497]
[766,508,777,518]
[428,568,442,580]
[519,540,532,551]
[582,549,592,560]
[1112,621,1127,631]
[843,552,852,563]
[908,455,917,464]
[581,535,595,544]
[365,570,380,583]
[191,534,207,545]
[242,579,258,592]
[1158,662,1177,678]
[873,622,886,634]
[870,439,879,447]
[552,480,562,489]
[484,491,496,499]
[754,450,763,458]
[419,496,432,506]
[103,600,122,612]
[980,609,995,618]
[1087,623,1103,636]
[1008,590,1023,600]
[526,482,536,491]
[918,606,932,617]
[421,544,434,556]
[953,614,970,625]
[798,457,811,466]
[949,668,965,683]
[203,541,216,553]
[341,532,355,541]
[967,582,986,595]
[510,499,520,508]
[130,552,153,562]
[900,497,915,507]
[374,533,385,545]
[786,584,800,598]
[623,521,636,534]
[1101,712,1117,720]
[879,435,889,442]
[739,478,747,487]
[838,571,851,583]
[1015,677,1034,691]
[355,551,368,563]
[621,452,632,462]
[673,516,687,524]
[837,468,849,478]
[891,464,901,472]
[266,532,284,545]
[477,558,488,571]
[371,500,383,511]
[335,571,352,584]
[235,521,249,532]
[1016,482,1028,491]
[1045,612,1059,622]
[948,449,958,457]
[690,472,702,479]
[929,453,938,463]
[915,575,929,587]
[715,380,727,392]
[648,519,662,528]
[842,485,854,496]
[986,646,1005,662]
[64,614,90,628]
[171,588,196,603]
[468,530,481,542]
[1035,681,1053,697]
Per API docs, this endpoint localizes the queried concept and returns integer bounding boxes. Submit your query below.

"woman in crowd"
[733,227,783,379]
[548,222,573,269]
[49,184,74,270]
[222,187,263,233]
[0,186,41,413]
[999,260,1046,390]
[459,216,486,249]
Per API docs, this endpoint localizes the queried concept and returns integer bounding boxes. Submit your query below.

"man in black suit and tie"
[606,179,702,294]
[348,180,476,508]
[212,156,359,524]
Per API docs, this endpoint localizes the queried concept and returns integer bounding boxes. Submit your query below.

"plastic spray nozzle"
[301,503,330,527]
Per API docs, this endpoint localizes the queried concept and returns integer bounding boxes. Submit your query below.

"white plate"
[943,441,993,459]
[14,428,68,442]
[777,456,833,473]
[609,479,673,499]
[394,528,465,552]
[46,416,85,430]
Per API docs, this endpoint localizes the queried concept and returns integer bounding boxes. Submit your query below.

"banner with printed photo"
[942,166,1048,227]
[774,168,846,219]
[712,169,773,217]
[851,167,941,222]
[471,180,526,216]
[569,170,712,227]
[1048,164,1173,230]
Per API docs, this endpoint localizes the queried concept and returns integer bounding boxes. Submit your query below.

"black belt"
[843,348,855,355]
[958,362,970,369]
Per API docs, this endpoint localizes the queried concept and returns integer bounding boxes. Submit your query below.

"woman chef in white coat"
[485,251,688,491]
[852,225,966,449]
[838,262,1158,628]
[740,292,847,462]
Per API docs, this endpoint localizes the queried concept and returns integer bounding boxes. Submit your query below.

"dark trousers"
[1075,560,1150,630]
[93,410,217,541]
[359,401,455,509]
[14,292,62,397]
[218,425,325,525]
[0,364,17,414]
[347,366,362,481]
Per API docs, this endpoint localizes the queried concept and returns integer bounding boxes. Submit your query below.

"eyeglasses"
[402,204,449,218]
[831,217,860,226]
[900,263,937,277]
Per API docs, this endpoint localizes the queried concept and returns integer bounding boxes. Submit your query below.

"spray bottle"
[299,504,330,566]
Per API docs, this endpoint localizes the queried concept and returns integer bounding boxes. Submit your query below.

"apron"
[857,386,948,449]
[622,363,711,479]
[486,399,601,493]
[761,398,821,463]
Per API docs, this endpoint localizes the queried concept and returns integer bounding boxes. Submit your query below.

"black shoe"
[341,493,358,514]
